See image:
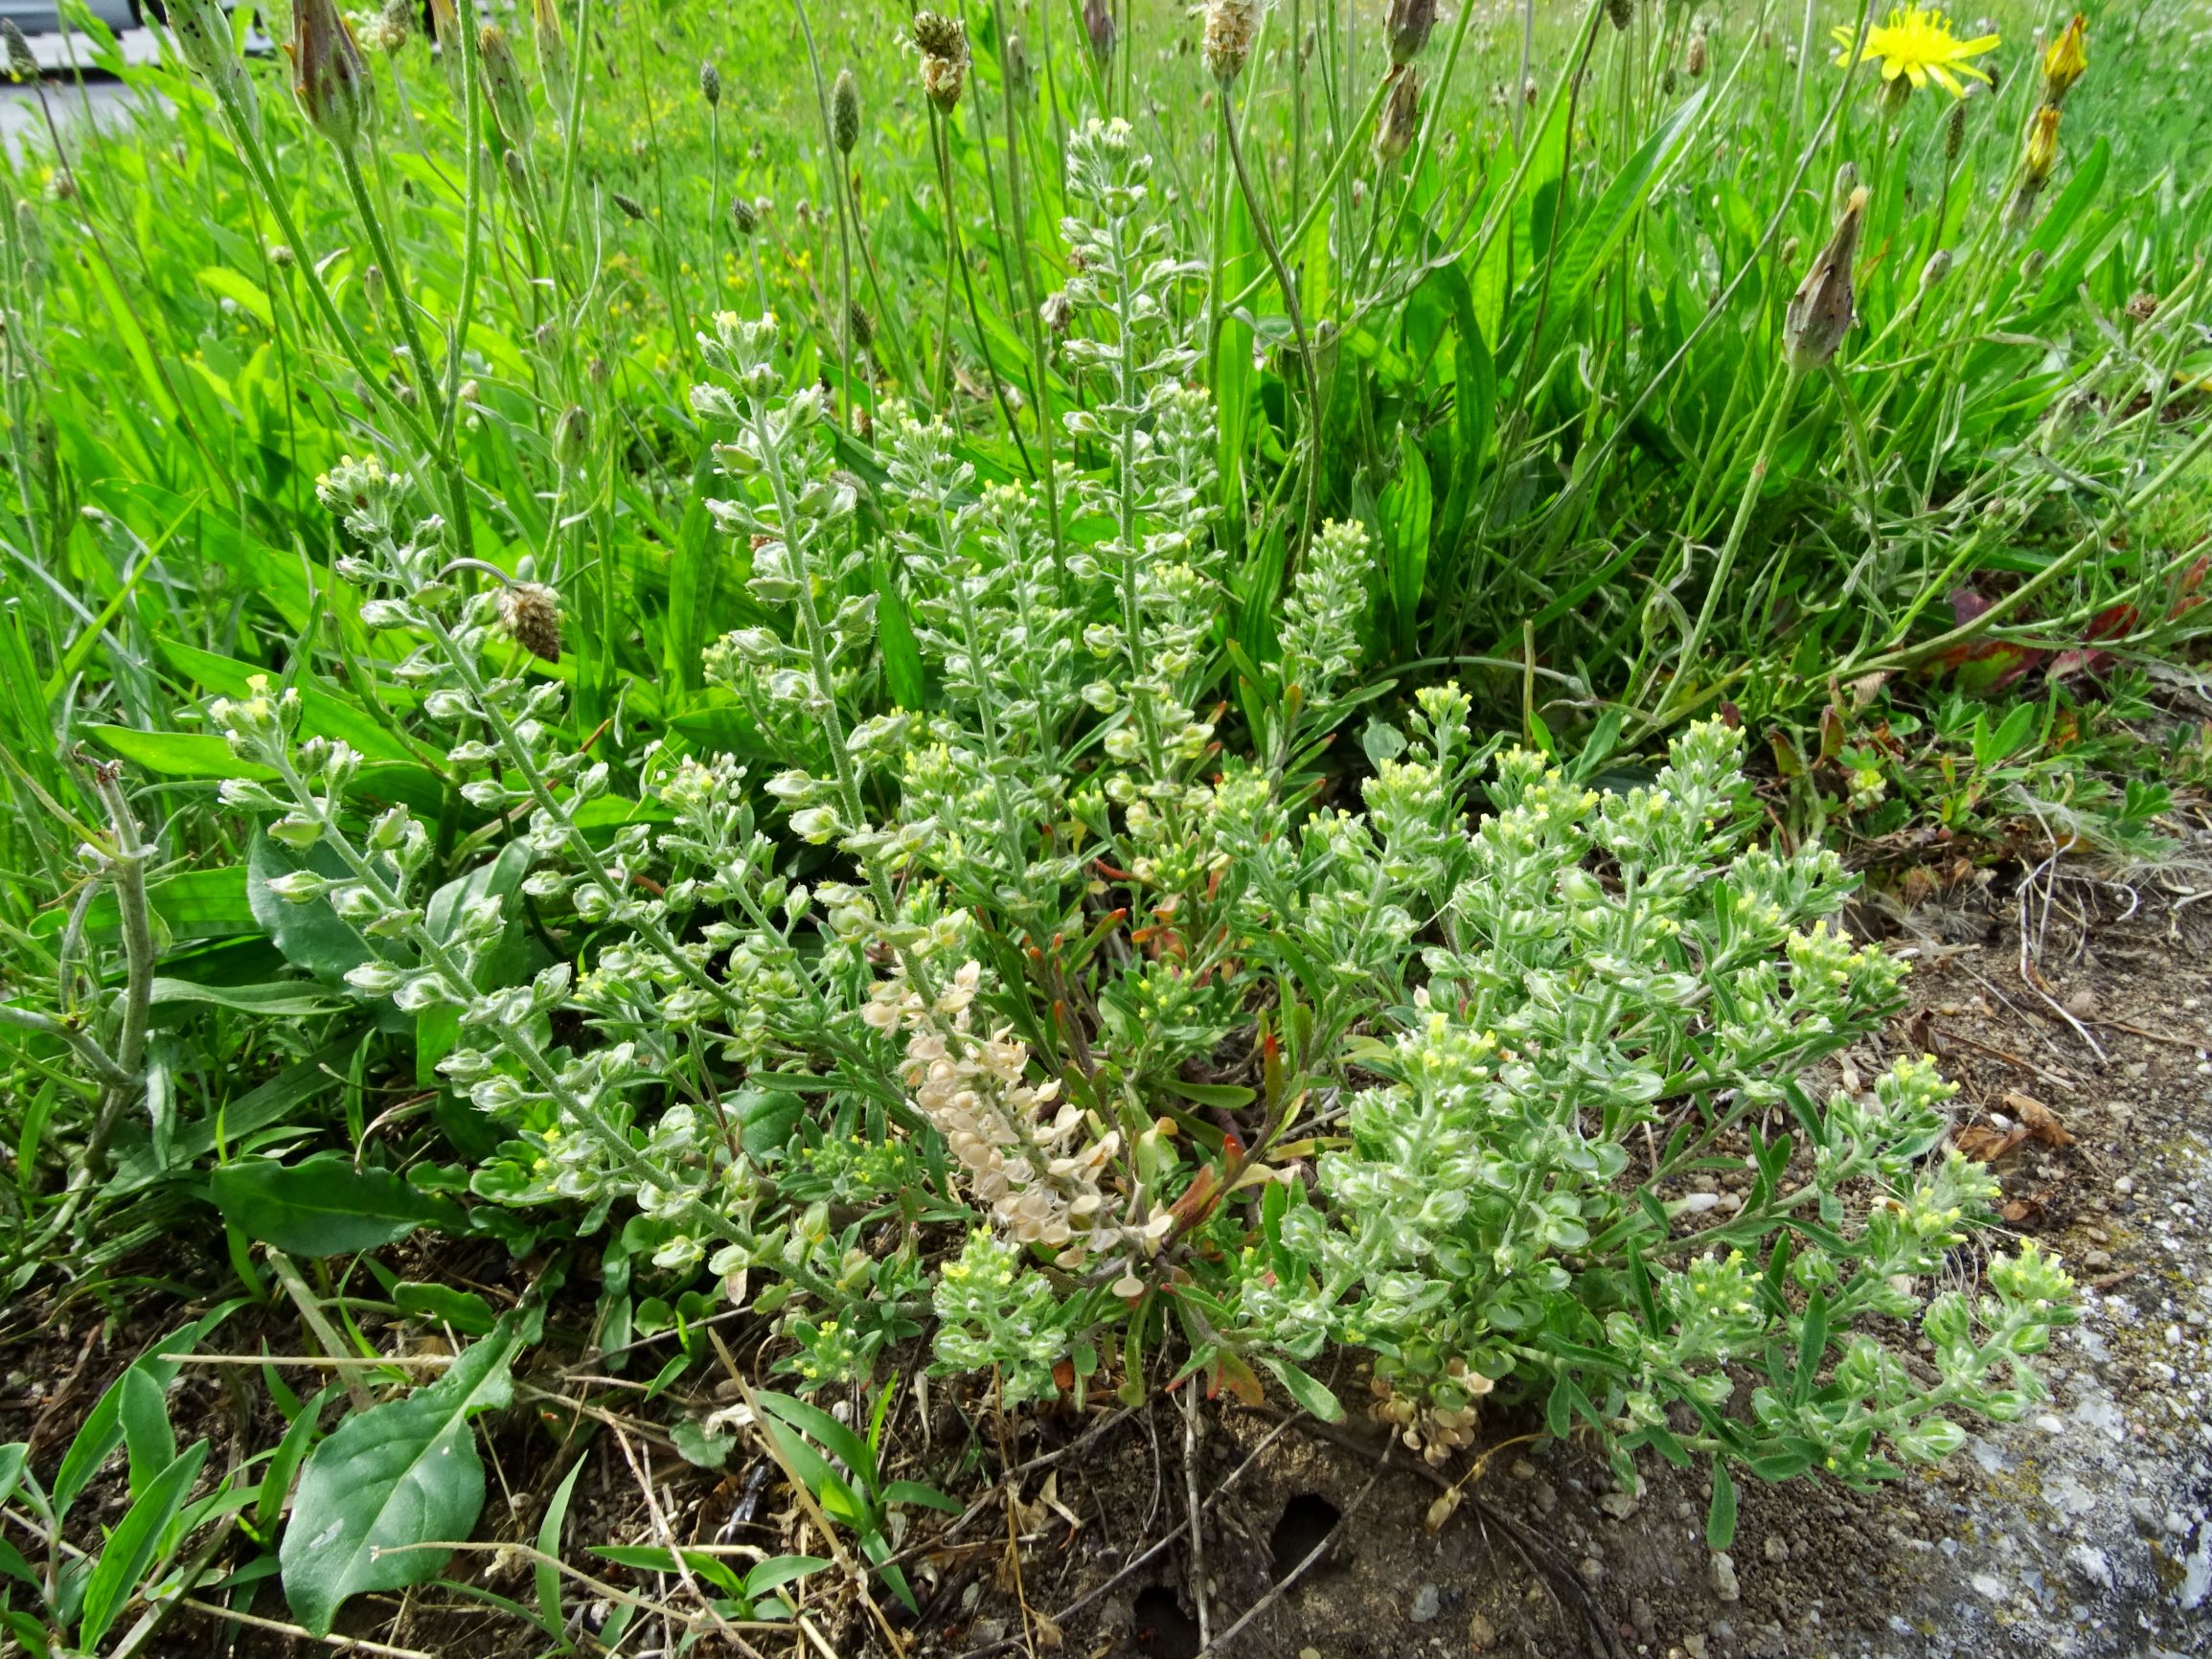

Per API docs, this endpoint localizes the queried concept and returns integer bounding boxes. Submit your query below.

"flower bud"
[1918,249,1951,294]
[427,0,461,90]
[1375,67,1421,165]
[498,580,563,662]
[503,147,530,195]
[699,58,720,107]
[3,20,37,81]
[554,404,589,466]
[289,0,373,152]
[363,262,385,314]
[1386,0,1436,63]
[913,11,969,112]
[2041,13,2087,107]
[1005,33,1031,99]
[1783,186,1867,373]
[268,241,296,268]
[532,0,570,122]
[1202,0,1259,84]
[535,321,559,352]
[832,67,860,153]
[1083,0,1115,64]
[612,190,647,220]
[479,25,534,152]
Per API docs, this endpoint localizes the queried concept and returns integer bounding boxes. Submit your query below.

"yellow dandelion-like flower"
[1832,6,1998,98]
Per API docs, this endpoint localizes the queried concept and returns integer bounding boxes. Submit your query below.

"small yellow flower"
[2041,13,2087,105]
[1832,6,1998,98]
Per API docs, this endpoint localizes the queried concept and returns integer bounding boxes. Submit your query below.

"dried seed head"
[268,242,296,268]
[498,581,563,663]
[2041,12,2087,106]
[699,59,720,106]
[2125,290,2159,323]
[832,67,861,153]
[1039,289,1072,335]
[479,25,534,151]
[1375,67,1422,165]
[1386,0,1436,63]
[730,193,759,236]
[1083,0,1116,63]
[554,404,590,466]
[1685,28,1707,77]
[1783,186,1867,373]
[1606,0,1633,33]
[289,0,373,152]
[1202,0,1260,84]
[912,11,969,111]
[612,190,647,221]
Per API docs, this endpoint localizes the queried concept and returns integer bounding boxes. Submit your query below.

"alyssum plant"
[208,120,2067,1519]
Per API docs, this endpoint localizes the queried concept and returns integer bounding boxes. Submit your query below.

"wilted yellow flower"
[1832,6,1997,99]
[2041,13,2087,106]
[2022,104,2061,187]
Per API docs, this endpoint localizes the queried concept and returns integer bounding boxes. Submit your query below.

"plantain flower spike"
[2041,13,2087,107]
[3,20,38,81]
[1686,28,1708,77]
[730,194,759,237]
[1376,67,1422,164]
[699,59,720,107]
[1784,186,1867,373]
[1203,0,1261,84]
[1386,0,1436,63]
[913,11,970,112]
[289,0,373,152]
[1607,0,1634,32]
[832,67,861,153]
[533,0,571,125]
[479,25,534,152]
[1083,0,1116,65]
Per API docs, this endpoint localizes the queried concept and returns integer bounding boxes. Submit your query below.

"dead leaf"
[2005,1092,2075,1148]
[1999,1196,2044,1225]
[1955,1123,2028,1163]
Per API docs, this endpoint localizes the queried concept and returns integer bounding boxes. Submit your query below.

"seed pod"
[1945,98,1966,164]
[612,191,647,221]
[1685,29,1707,77]
[699,59,720,107]
[3,20,38,81]
[554,405,589,466]
[1202,0,1259,84]
[913,11,969,112]
[498,580,563,663]
[1385,0,1436,63]
[290,0,373,152]
[2041,13,2087,107]
[1783,186,1867,373]
[731,194,759,236]
[533,0,570,121]
[832,67,860,153]
[1083,0,1115,64]
[1375,67,1421,165]
[479,25,534,152]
